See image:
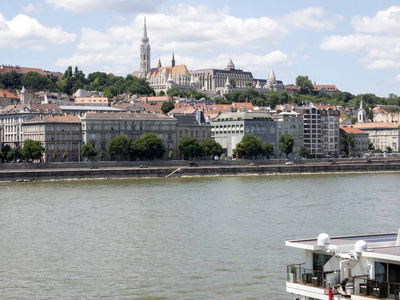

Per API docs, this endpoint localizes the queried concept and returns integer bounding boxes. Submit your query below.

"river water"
[0,172,399,299]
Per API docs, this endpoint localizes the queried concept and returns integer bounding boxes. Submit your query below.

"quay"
[0,158,400,182]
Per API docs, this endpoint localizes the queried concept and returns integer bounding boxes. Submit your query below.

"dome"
[317,233,330,246]
[355,240,367,253]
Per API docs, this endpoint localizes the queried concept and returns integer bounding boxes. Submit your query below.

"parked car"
[364,160,372,164]
[139,164,148,168]
[250,163,259,166]
[188,162,199,167]
[328,160,337,164]
[285,161,294,165]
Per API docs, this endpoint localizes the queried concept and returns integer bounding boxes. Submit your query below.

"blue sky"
[1,0,400,97]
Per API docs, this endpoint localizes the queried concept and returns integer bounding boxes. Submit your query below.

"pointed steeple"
[269,69,276,81]
[139,17,151,78]
[360,97,365,110]
[157,58,162,68]
[142,17,148,43]
[225,59,235,70]
[172,51,175,68]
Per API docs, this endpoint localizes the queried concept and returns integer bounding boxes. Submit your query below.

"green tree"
[178,137,202,159]
[7,146,23,162]
[82,143,97,161]
[266,91,279,108]
[108,136,131,160]
[169,150,174,159]
[159,90,165,96]
[161,101,175,114]
[166,87,186,98]
[52,150,57,161]
[263,143,274,159]
[299,146,310,158]
[368,140,375,152]
[386,146,393,154]
[131,133,166,160]
[22,139,45,162]
[295,75,314,95]
[201,139,223,159]
[1,144,11,159]
[99,150,105,161]
[229,78,236,87]
[0,151,4,162]
[62,152,68,161]
[234,135,264,159]
[341,132,355,156]
[21,72,59,92]
[279,134,295,158]
[245,81,253,88]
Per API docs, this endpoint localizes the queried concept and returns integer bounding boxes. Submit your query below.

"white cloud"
[284,7,343,31]
[22,3,42,14]
[352,6,400,34]
[55,4,291,74]
[0,13,76,50]
[320,6,400,70]
[45,0,164,13]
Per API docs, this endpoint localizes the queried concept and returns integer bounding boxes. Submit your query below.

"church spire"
[139,17,151,78]
[142,17,148,42]
[172,51,175,68]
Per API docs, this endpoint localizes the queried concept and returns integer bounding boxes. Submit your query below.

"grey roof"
[212,111,273,122]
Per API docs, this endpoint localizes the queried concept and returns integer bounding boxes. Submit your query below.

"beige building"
[0,103,61,148]
[80,112,177,159]
[22,116,82,162]
[295,104,340,157]
[175,110,212,146]
[339,126,369,156]
[353,122,400,152]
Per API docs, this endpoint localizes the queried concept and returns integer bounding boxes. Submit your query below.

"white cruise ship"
[286,230,400,300]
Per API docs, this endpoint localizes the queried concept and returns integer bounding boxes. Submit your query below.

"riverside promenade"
[1,158,400,182]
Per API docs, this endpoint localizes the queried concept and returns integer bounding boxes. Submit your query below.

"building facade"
[274,112,304,158]
[0,104,61,148]
[339,126,369,156]
[22,116,82,162]
[80,112,177,159]
[211,111,276,158]
[295,104,340,157]
[353,122,400,152]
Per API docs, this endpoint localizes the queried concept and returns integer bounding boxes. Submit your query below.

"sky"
[2,0,400,97]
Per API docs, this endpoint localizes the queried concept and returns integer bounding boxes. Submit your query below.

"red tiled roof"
[0,66,46,76]
[340,126,368,134]
[0,89,18,99]
[26,115,80,123]
[313,85,339,91]
[353,122,400,129]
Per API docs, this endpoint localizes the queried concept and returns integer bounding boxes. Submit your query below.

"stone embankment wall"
[0,159,399,182]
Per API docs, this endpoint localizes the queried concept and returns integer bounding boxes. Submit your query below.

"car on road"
[285,161,294,165]
[188,162,199,167]
[364,160,372,164]
[328,160,337,164]
[250,163,259,166]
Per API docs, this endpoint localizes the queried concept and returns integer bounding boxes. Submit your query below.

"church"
[132,19,196,95]
[132,19,284,97]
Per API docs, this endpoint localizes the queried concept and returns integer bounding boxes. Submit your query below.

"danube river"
[0,173,399,299]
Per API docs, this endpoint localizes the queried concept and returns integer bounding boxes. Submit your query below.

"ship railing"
[353,275,400,299]
[287,263,339,288]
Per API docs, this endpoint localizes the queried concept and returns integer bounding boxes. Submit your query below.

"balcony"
[353,276,400,299]
[287,264,400,299]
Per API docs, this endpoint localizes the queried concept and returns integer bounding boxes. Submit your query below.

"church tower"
[358,98,367,123]
[139,18,151,78]
[171,52,176,68]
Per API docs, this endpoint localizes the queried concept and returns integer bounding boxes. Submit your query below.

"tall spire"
[172,51,175,68]
[139,17,151,78]
[142,17,148,42]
